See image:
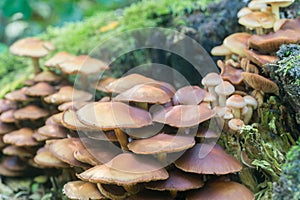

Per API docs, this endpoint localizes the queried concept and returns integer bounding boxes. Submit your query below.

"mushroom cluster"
[0,37,255,199]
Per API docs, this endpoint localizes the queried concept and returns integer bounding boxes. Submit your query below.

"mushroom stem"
[79,74,88,90]
[32,57,41,75]
[218,94,227,107]
[271,4,280,20]
[232,108,241,119]
[243,106,253,125]
[114,128,129,151]
[170,191,178,198]
[255,27,264,35]
[251,90,264,106]
[135,102,148,110]
[123,184,140,194]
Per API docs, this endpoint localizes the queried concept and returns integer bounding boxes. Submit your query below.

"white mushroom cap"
[228,119,245,131]
[243,95,258,109]
[215,81,235,96]
[201,73,223,87]
[226,95,246,109]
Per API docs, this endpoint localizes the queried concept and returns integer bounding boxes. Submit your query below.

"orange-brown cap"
[211,44,232,57]
[175,144,242,174]
[3,128,39,146]
[244,48,279,66]
[13,105,49,120]
[218,60,243,85]
[77,153,168,185]
[34,146,69,168]
[92,77,117,93]
[145,168,204,192]
[61,109,96,131]
[238,12,275,29]
[5,87,32,102]
[0,109,16,123]
[44,86,93,105]
[223,32,252,57]
[37,125,69,139]
[152,103,215,128]
[44,51,75,68]
[63,181,106,200]
[76,102,152,129]
[25,82,56,97]
[186,180,254,200]
[3,145,34,158]
[9,37,54,58]
[105,74,157,93]
[242,72,279,95]
[48,138,90,168]
[248,29,300,53]
[33,71,62,83]
[128,133,195,154]
[114,84,171,104]
[59,55,109,75]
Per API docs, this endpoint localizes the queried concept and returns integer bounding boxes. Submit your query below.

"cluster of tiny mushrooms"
[0,0,298,199]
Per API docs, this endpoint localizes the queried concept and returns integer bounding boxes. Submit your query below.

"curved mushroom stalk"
[251,90,264,106]
[32,57,42,74]
[114,128,129,151]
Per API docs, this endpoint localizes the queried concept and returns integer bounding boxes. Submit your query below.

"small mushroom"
[223,32,252,56]
[63,181,106,200]
[3,128,39,146]
[263,0,295,20]
[211,44,232,60]
[228,118,245,132]
[243,95,258,124]
[173,86,207,105]
[238,12,275,34]
[215,81,235,106]
[34,146,69,168]
[201,73,222,106]
[217,60,244,85]
[9,37,55,74]
[226,94,246,119]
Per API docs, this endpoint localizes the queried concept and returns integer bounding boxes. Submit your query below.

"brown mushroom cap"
[59,55,109,75]
[13,105,49,120]
[58,101,90,111]
[223,32,252,57]
[5,87,32,102]
[3,128,39,146]
[0,99,17,114]
[33,71,62,83]
[37,125,69,139]
[76,102,152,129]
[126,190,172,200]
[248,29,300,53]
[34,147,69,168]
[92,77,117,93]
[173,86,207,105]
[152,103,215,128]
[0,110,16,123]
[32,130,50,142]
[25,82,56,97]
[244,48,279,66]
[174,144,242,174]
[63,181,106,200]
[61,109,96,131]
[145,168,204,192]
[211,44,232,57]
[44,86,93,105]
[217,60,244,85]
[128,133,195,154]
[105,73,157,93]
[9,37,54,58]
[77,153,168,185]
[238,12,275,29]
[48,138,90,168]
[0,121,16,135]
[0,162,23,177]
[242,72,279,94]
[228,118,245,131]
[114,84,171,104]
[226,94,246,109]
[44,51,75,68]
[3,145,34,158]
[186,180,254,200]
[277,16,300,31]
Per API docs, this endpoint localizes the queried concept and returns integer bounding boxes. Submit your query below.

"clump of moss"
[273,139,300,200]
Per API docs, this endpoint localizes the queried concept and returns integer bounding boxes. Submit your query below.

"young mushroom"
[243,95,258,124]
[215,81,235,106]
[263,0,295,20]
[9,37,55,74]
[226,94,246,119]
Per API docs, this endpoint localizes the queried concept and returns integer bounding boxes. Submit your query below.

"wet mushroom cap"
[186,180,254,200]
[76,102,152,129]
[37,125,69,139]
[0,99,17,114]
[145,168,204,192]
[128,133,195,154]
[77,153,168,185]
[173,86,207,105]
[218,60,244,85]
[0,110,16,123]
[59,55,109,75]
[44,86,93,105]
[63,181,106,200]
[25,82,56,97]
[3,128,39,146]
[9,37,54,58]
[61,109,96,131]
[105,73,157,93]
[13,105,49,120]
[175,144,242,174]
[5,87,32,102]
[152,103,215,128]
[242,72,279,94]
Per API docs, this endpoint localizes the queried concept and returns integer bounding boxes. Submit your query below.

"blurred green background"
[0,0,140,51]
